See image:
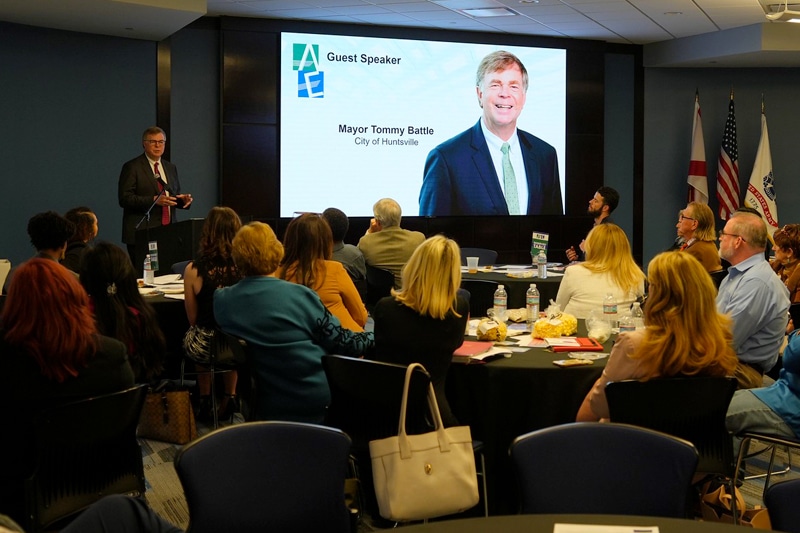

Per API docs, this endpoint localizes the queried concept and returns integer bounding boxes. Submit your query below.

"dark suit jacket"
[419,120,563,216]
[118,153,183,244]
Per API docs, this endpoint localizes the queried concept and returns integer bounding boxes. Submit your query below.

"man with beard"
[566,186,619,262]
[717,211,789,389]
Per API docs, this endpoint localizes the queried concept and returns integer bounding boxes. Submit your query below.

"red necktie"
[679,243,688,251]
[154,162,170,225]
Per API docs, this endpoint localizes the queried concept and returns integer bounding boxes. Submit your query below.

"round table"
[396,514,748,532]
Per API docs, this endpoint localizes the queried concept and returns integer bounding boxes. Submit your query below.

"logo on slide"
[293,43,324,98]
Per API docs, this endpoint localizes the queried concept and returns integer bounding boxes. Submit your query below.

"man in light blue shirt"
[717,211,790,389]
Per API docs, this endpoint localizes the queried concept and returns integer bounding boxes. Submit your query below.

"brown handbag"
[137,389,198,445]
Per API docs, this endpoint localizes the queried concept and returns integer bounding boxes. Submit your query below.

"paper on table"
[553,524,658,533]
[154,274,182,285]
[544,337,581,347]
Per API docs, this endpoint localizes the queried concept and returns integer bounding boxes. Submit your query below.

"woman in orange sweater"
[278,213,368,332]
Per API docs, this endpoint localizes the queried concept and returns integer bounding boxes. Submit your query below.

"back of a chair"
[765,478,800,533]
[171,260,191,275]
[709,269,728,289]
[365,265,395,306]
[605,376,737,476]
[175,421,352,533]
[461,279,499,319]
[322,355,433,454]
[509,422,698,517]
[460,248,498,266]
[25,384,148,533]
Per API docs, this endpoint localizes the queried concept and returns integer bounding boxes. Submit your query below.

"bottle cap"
[498,285,504,290]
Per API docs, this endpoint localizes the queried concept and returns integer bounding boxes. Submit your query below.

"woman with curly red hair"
[0,258,134,524]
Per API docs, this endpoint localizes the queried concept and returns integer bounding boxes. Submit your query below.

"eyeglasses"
[719,230,746,242]
[679,214,695,222]
[144,140,166,146]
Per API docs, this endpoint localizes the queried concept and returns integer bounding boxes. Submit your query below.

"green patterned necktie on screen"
[501,142,519,215]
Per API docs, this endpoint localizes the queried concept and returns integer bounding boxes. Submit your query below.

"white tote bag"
[369,363,479,521]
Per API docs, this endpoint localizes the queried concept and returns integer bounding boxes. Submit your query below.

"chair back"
[460,248,498,266]
[460,279,499,319]
[605,376,737,476]
[25,384,148,532]
[322,355,433,454]
[175,421,352,533]
[0,258,10,289]
[709,269,728,289]
[765,478,800,533]
[509,422,698,517]
[171,260,191,275]
[365,265,395,307]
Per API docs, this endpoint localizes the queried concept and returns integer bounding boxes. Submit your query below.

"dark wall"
[0,22,155,265]
[0,20,220,266]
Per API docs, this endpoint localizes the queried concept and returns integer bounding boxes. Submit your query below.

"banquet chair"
[171,260,191,276]
[25,384,149,533]
[179,328,248,428]
[764,478,800,533]
[733,431,800,502]
[509,422,698,517]
[365,265,395,309]
[605,376,739,519]
[322,355,489,519]
[0,258,10,289]
[709,269,728,289]
[460,279,499,319]
[175,421,352,533]
[460,248,498,267]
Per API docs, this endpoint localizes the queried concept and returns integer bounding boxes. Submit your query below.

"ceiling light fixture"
[766,1,800,22]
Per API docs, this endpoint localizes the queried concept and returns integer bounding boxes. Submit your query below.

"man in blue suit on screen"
[419,50,563,217]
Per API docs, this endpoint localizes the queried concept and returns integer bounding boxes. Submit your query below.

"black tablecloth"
[146,294,189,378]
[461,269,562,309]
[399,514,746,532]
[447,320,613,515]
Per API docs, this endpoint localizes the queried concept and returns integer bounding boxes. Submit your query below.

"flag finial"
[761,93,765,114]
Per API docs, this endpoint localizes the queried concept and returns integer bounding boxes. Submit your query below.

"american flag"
[716,96,740,220]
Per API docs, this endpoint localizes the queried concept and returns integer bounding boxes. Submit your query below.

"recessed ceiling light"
[663,11,683,16]
[462,7,518,18]
[519,0,540,4]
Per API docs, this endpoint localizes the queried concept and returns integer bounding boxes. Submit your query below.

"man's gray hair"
[373,198,402,227]
[730,211,768,250]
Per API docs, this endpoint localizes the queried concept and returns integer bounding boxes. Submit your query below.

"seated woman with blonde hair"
[370,235,469,427]
[577,252,738,422]
[556,223,645,318]
[277,213,367,332]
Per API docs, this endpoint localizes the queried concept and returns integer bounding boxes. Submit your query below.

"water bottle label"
[603,304,617,314]
[619,324,635,332]
[526,296,540,306]
[493,297,507,308]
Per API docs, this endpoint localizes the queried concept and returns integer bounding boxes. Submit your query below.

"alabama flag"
[687,91,708,203]
[743,109,778,236]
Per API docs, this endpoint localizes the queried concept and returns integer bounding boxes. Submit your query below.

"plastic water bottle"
[526,283,540,329]
[603,292,618,328]
[631,301,645,330]
[618,308,635,333]
[143,254,155,286]
[493,284,508,322]
[537,250,548,279]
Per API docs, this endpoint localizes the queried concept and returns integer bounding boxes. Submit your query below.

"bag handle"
[397,363,450,459]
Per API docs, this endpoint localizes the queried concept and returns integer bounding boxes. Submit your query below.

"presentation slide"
[280,32,566,217]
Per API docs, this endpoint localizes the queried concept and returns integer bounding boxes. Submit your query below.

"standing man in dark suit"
[419,50,562,217]
[118,126,192,264]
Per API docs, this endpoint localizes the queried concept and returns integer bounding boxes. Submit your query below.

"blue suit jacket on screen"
[419,120,563,216]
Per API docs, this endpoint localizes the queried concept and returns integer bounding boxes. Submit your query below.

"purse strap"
[397,363,449,459]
